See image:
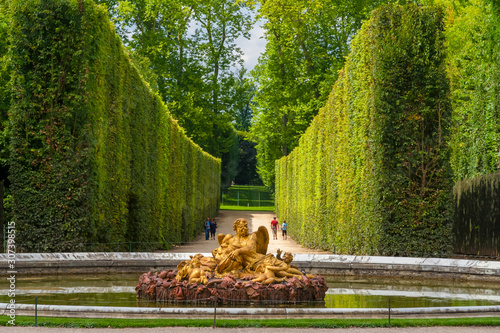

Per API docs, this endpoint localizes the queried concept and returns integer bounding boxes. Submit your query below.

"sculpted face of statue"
[283,253,293,264]
[233,218,249,238]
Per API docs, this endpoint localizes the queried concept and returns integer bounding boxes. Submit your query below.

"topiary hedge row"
[446,0,500,181]
[275,4,454,256]
[9,0,220,252]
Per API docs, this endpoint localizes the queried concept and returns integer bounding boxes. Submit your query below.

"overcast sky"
[237,21,266,71]
[187,12,266,73]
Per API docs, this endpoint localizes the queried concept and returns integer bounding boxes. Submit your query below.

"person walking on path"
[210,218,217,240]
[166,210,331,255]
[281,220,288,240]
[204,218,211,240]
[271,217,279,240]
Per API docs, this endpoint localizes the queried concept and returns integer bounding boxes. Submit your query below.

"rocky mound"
[136,270,328,305]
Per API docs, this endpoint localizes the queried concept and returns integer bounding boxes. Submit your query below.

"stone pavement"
[166,210,331,255]
[3,326,500,333]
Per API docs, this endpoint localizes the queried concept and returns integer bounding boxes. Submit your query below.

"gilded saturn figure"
[137,217,328,304]
[174,218,308,283]
[213,218,268,276]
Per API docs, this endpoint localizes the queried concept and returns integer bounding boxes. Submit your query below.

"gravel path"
[166,210,331,255]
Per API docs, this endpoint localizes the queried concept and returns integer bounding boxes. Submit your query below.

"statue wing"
[217,233,226,245]
[218,233,233,245]
[255,226,269,255]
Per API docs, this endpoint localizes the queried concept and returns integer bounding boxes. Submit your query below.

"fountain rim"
[1,252,499,282]
[3,302,500,319]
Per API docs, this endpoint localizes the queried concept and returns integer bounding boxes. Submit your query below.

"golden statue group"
[136,218,328,304]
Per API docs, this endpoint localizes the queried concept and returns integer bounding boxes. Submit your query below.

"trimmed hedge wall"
[275,4,454,256]
[447,0,500,181]
[9,0,220,252]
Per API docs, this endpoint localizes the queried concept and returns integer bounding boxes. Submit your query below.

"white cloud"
[237,22,266,71]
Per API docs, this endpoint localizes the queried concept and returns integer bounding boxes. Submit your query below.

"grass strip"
[3,316,500,328]
[219,205,275,211]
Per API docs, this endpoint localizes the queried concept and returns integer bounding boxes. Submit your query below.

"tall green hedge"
[445,0,500,181]
[275,4,454,256]
[9,0,220,252]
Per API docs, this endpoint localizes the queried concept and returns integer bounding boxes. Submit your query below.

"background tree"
[233,68,255,132]
[230,68,261,185]
[250,0,388,188]
[234,131,262,185]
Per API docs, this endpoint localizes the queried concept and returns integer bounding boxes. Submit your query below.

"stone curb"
[2,303,500,319]
[1,253,500,281]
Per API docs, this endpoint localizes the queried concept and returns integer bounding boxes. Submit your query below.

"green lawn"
[3,316,500,328]
[219,205,275,211]
[221,185,274,211]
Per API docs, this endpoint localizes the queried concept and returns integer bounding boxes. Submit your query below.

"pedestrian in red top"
[271,217,279,240]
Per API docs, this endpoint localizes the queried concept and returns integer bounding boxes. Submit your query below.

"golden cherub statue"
[175,254,212,284]
[251,250,305,284]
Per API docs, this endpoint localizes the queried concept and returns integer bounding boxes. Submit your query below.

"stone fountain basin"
[1,253,499,282]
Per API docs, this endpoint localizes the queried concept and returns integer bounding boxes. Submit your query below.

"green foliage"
[276,3,453,256]
[443,0,500,181]
[0,2,11,168]
[234,131,262,186]
[220,124,239,190]
[126,49,159,93]
[233,68,255,133]
[0,2,14,226]
[9,0,220,251]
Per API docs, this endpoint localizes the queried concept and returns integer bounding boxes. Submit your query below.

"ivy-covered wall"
[9,0,220,252]
[275,4,454,256]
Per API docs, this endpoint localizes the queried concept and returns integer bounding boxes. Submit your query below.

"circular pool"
[2,273,500,309]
